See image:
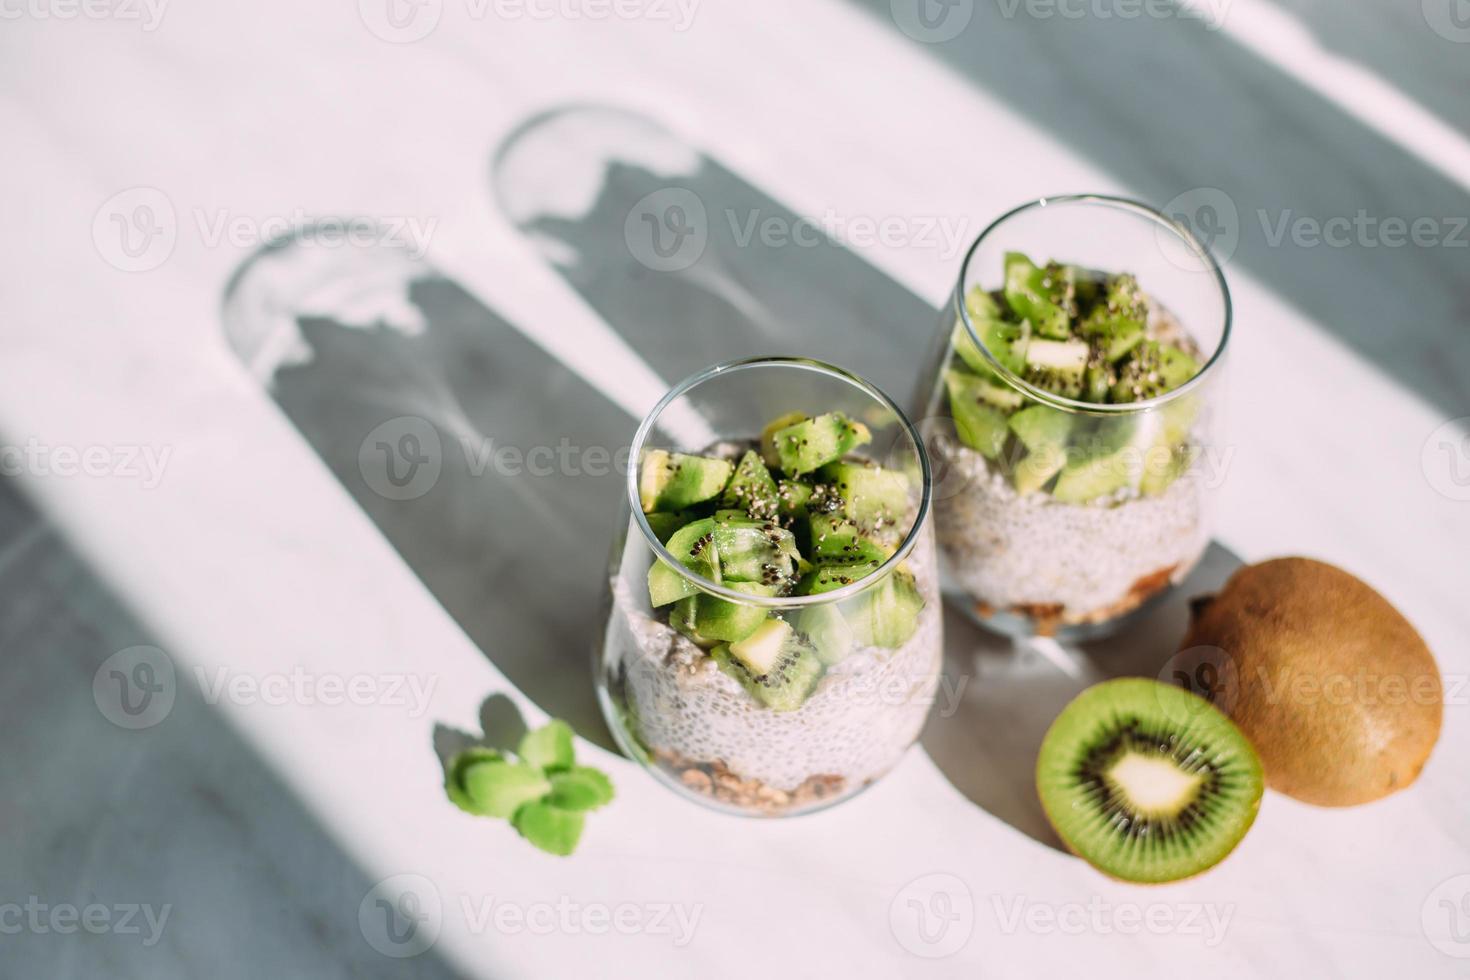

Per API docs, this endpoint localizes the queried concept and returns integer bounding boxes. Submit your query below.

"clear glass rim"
[626,356,933,608]
[955,193,1233,415]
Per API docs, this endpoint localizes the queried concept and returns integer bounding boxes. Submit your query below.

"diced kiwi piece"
[668,596,716,647]
[1051,417,1156,504]
[725,616,791,674]
[1035,678,1263,884]
[1023,339,1089,399]
[1101,323,1145,363]
[776,478,813,520]
[1111,341,1200,402]
[759,411,808,468]
[809,513,891,564]
[952,289,1029,378]
[817,462,911,531]
[672,582,777,645]
[647,517,719,607]
[846,568,925,649]
[1008,405,1073,495]
[1139,396,1201,496]
[1138,444,1195,497]
[944,369,1010,459]
[798,560,883,595]
[768,412,872,476]
[1004,252,1072,340]
[794,604,854,666]
[711,511,799,588]
[713,621,823,712]
[720,450,780,520]
[1082,363,1113,403]
[638,450,733,513]
[1008,404,1073,453]
[1012,446,1069,495]
[1080,273,1148,341]
[644,510,703,543]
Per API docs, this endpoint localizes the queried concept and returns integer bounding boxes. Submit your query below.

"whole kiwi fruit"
[1179,557,1441,807]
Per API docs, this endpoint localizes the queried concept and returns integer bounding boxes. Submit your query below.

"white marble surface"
[2,2,1468,978]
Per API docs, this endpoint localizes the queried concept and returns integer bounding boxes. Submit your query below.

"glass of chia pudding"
[597,357,941,816]
[919,195,1231,639]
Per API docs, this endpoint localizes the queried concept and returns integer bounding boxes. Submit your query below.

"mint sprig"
[444,719,613,856]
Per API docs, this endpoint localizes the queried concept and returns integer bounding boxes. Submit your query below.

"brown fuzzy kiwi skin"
[1180,557,1442,807]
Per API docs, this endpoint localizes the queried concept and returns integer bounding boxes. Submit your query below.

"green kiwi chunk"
[776,478,813,520]
[798,560,883,596]
[1111,341,1200,402]
[1023,338,1089,399]
[1004,252,1073,340]
[711,510,800,588]
[720,450,780,521]
[944,369,1011,459]
[644,509,704,543]
[1080,273,1148,345]
[952,289,1029,378]
[808,513,890,564]
[1036,678,1263,884]
[759,411,808,468]
[1138,396,1201,496]
[1007,405,1073,495]
[671,582,777,645]
[768,412,872,476]
[647,518,719,607]
[713,619,824,712]
[793,604,854,666]
[845,567,925,648]
[1050,418,1155,504]
[638,450,733,513]
[816,461,911,531]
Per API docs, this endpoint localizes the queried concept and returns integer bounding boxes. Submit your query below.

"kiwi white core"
[1104,753,1202,817]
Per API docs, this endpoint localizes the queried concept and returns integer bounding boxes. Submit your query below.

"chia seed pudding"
[926,251,1219,634]
[605,528,941,813]
[599,405,941,816]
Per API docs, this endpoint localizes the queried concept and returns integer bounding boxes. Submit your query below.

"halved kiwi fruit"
[1036,678,1263,884]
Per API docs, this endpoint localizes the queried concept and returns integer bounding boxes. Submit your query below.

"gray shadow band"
[222,230,633,747]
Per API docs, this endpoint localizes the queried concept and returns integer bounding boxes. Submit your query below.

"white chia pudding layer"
[934,433,1208,626]
[605,530,942,796]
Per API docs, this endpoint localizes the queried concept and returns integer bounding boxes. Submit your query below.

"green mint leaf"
[445,747,503,815]
[546,767,615,812]
[463,761,551,819]
[513,802,585,856]
[518,719,575,772]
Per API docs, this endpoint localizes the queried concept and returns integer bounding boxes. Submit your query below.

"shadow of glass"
[849,0,1470,416]
[221,230,632,750]
[490,104,937,408]
[0,480,467,978]
[921,540,1243,849]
